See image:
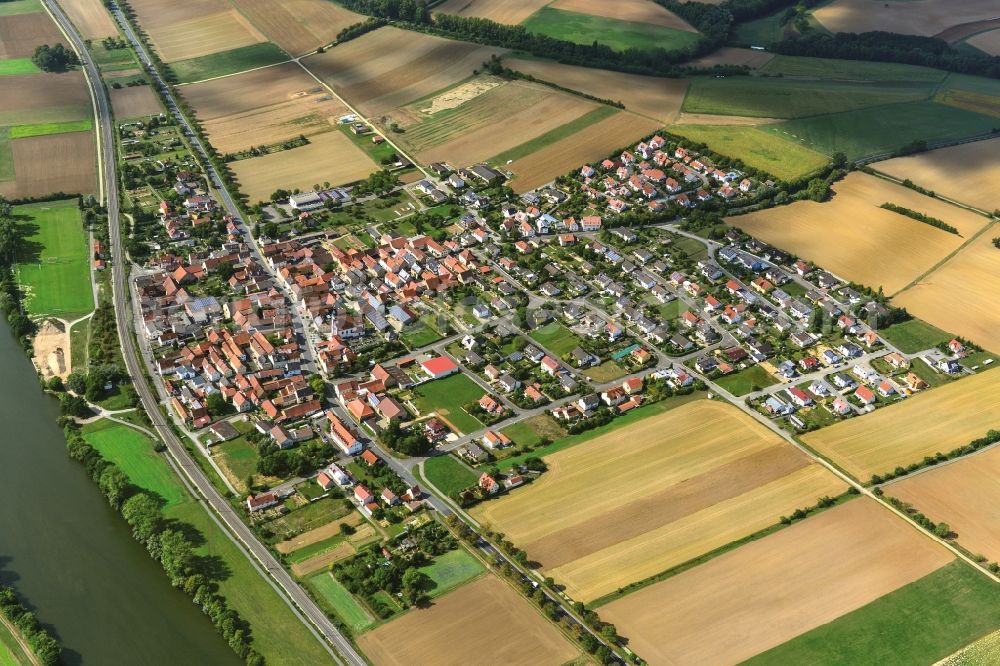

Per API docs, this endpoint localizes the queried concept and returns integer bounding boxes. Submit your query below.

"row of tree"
[64,427,267,665]
[0,585,61,665]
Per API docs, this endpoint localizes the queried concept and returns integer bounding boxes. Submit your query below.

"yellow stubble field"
[803,369,1000,481]
[229,0,363,56]
[728,172,991,295]
[433,0,550,24]
[126,0,267,62]
[59,0,117,39]
[600,498,953,666]
[472,400,846,602]
[813,0,999,38]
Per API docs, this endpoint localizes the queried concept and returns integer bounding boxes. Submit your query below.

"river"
[0,321,239,665]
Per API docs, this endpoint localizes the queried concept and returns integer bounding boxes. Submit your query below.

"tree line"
[63,426,267,665]
[880,202,959,235]
[0,584,61,665]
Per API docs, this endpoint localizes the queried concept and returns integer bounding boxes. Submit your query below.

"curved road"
[43,0,365,663]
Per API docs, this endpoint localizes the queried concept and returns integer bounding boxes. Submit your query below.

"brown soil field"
[275,511,362,554]
[503,58,689,122]
[110,86,161,119]
[301,27,506,118]
[550,0,696,31]
[0,132,97,199]
[966,28,1000,55]
[0,11,65,58]
[104,68,143,80]
[472,400,846,601]
[433,0,549,24]
[0,72,91,125]
[230,130,376,201]
[289,523,376,577]
[875,139,1000,213]
[937,18,1000,43]
[60,0,117,39]
[181,62,346,153]
[728,172,989,295]
[127,0,266,62]
[358,575,580,666]
[803,369,1000,481]
[686,46,776,68]
[813,0,999,37]
[230,0,362,56]
[890,446,1000,562]
[895,228,1000,353]
[601,498,953,666]
[403,81,598,167]
[507,111,662,193]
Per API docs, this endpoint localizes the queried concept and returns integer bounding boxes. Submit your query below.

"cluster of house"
[575,137,756,214]
[156,171,225,241]
[316,451,425,516]
[551,375,645,421]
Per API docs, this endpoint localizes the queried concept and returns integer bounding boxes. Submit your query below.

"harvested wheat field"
[399,79,599,166]
[472,400,846,601]
[230,0,362,56]
[231,130,376,201]
[814,0,999,38]
[60,0,117,39]
[686,46,775,68]
[433,0,549,24]
[548,0,696,31]
[301,27,506,117]
[804,369,1000,481]
[0,11,65,58]
[937,18,1000,43]
[729,172,989,295]
[358,575,579,666]
[503,58,688,122]
[875,138,1000,213]
[601,498,953,666]
[966,29,1000,56]
[0,72,91,125]
[181,62,345,153]
[507,111,661,194]
[890,446,1000,563]
[110,86,161,119]
[895,229,1000,353]
[127,0,267,62]
[0,132,96,198]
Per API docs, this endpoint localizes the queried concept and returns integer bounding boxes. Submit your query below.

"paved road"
[46,1,366,662]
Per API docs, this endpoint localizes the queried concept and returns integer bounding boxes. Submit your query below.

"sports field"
[502,58,688,122]
[667,124,829,181]
[803,369,1000,481]
[728,172,989,295]
[357,575,579,666]
[894,228,1000,353]
[890,445,1000,563]
[417,548,485,598]
[472,400,846,601]
[601,498,953,666]
[180,62,345,153]
[813,0,998,37]
[168,42,288,84]
[521,5,700,53]
[13,199,94,318]
[744,560,1000,666]
[875,137,1000,213]
[126,0,268,63]
[301,27,506,118]
[230,130,376,202]
[230,0,363,56]
[410,373,485,434]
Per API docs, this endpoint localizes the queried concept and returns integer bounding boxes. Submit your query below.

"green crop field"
[0,615,32,666]
[423,454,478,498]
[759,56,946,83]
[879,318,955,354]
[0,0,41,16]
[307,573,373,634]
[0,58,40,76]
[13,199,94,318]
[0,129,12,183]
[412,373,485,434]
[9,119,93,138]
[169,42,288,84]
[80,418,335,665]
[401,320,443,349]
[714,364,778,397]
[529,321,587,359]
[417,548,485,598]
[744,561,1000,666]
[489,105,619,166]
[500,414,566,451]
[682,78,934,119]
[731,11,789,46]
[666,124,829,181]
[766,101,1000,160]
[938,629,1000,666]
[522,7,701,53]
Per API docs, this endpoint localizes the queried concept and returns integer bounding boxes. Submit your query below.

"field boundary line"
[891,218,997,297]
[878,424,1000,488]
[174,56,295,87]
